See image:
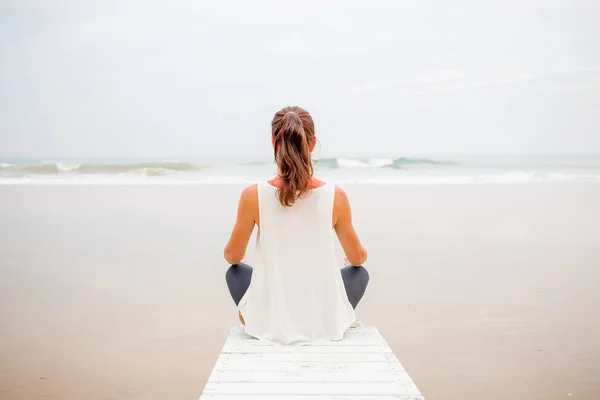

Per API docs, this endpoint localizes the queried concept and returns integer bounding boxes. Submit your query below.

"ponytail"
[271,107,315,207]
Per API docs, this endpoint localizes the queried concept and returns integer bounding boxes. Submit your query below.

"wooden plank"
[212,361,405,372]
[202,382,422,396]
[222,343,392,354]
[216,352,395,363]
[207,370,411,383]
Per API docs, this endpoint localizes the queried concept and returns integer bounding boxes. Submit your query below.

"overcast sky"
[1,0,599,158]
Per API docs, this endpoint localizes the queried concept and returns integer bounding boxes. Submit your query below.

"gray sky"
[1,0,599,158]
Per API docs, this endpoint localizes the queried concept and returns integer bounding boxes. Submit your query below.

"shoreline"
[1,179,600,185]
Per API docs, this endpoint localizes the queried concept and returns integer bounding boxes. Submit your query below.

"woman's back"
[223,105,368,345]
[237,181,356,345]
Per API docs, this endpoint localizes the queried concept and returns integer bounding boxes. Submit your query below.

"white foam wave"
[0,160,202,176]
[118,167,169,177]
[336,158,395,168]
[54,162,82,172]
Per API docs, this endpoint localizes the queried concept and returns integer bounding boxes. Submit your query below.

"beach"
[1,182,599,400]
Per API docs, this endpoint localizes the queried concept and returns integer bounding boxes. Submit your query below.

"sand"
[1,183,599,400]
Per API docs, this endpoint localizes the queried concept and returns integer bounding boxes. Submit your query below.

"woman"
[223,106,369,345]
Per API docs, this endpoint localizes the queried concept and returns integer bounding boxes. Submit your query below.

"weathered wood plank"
[203,382,422,396]
[222,343,393,354]
[216,352,395,363]
[207,370,412,383]
[212,361,405,372]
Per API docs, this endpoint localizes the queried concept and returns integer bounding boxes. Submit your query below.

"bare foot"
[350,320,363,329]
[238,312,245,326]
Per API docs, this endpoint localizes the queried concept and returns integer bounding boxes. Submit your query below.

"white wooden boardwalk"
[200,323,425,399]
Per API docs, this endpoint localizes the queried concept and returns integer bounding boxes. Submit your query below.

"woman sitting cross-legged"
[223,106,369,345]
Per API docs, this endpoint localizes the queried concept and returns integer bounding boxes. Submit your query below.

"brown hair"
[271,106,315,207]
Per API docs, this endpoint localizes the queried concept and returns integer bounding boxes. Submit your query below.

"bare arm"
[333,187,368,266]
[224,185,258,265]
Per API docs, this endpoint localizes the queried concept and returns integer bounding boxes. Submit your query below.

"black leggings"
[226,263,369,309]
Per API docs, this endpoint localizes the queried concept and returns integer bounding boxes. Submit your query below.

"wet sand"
[1,183,599,400]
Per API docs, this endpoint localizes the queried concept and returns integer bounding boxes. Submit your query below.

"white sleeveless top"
[237,181,356,345]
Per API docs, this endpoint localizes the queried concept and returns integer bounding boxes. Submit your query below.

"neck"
[269,176,323,189]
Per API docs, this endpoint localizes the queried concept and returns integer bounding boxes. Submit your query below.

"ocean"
[1,154,600,184]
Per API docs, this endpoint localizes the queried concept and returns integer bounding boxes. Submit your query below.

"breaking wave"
[315,157,458,169]
[0,161,203,176]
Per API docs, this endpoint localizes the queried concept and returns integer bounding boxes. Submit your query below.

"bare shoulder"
[237,184,259,224]
[240,184,258,205]
[334,185,349,207]
[332,185,351,226]
[241,183,258,197]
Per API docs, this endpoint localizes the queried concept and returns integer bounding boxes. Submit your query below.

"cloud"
[345,66,600,97]
[1,0,599,156]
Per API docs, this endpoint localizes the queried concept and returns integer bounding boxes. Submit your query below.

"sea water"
[1,155,599,184]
